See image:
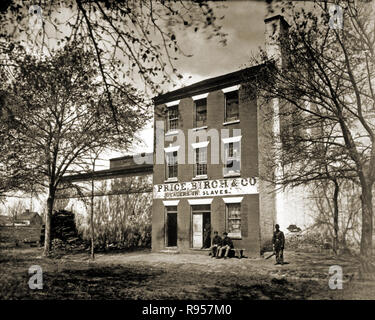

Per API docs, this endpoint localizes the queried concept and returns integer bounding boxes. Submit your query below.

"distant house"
[0,215,12,226]
[14,210,43,226]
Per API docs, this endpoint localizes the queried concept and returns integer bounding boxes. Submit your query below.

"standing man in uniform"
[272,224,285,265]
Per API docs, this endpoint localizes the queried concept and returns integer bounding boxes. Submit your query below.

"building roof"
[62,162,153,183]
[153,64,265,105]
[110,153,153,169]
[109,154,139,161]
[61,152,153,183]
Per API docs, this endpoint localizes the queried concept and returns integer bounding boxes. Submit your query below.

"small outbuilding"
[14,210,43,226]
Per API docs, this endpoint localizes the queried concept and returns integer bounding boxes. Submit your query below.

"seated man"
[210,231,222,257]
[216,232,234,259]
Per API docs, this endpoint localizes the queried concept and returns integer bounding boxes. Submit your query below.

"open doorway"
[191,205,211,249]
[166,206,177,247]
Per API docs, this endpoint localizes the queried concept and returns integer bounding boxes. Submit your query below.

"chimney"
[264,15,289,67]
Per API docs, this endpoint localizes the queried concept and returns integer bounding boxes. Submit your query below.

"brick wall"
[153,82,265,256]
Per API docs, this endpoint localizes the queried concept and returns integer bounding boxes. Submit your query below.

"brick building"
[151,16,291,257]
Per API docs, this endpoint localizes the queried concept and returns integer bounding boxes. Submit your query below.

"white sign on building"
[153,177,258,199]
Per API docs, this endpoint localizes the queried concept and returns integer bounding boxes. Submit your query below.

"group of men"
[207,224,285,264]
[210,231,234,259]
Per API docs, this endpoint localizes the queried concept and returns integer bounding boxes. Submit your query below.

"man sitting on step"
[210,231,222,257]
[216,232,234,259]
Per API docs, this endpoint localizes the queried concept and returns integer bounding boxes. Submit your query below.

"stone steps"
[160,248,180,254]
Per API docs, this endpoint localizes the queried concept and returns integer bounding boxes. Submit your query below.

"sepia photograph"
[0,0,374,311]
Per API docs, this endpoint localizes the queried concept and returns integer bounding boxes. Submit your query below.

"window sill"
[164,178,178,183]
[223,173,241,178]
[223,120,240,126]
[192,126,208,132]
[192,175,208,181]
[165,130,179,136]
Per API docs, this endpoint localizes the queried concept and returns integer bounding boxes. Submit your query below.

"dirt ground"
[0,246,374,300]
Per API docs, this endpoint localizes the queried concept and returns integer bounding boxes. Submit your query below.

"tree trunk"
[332,179,339,255]
[90,160,95,261]
[360,184,373,258]
[43,188,55,256]
[356,181,375,279]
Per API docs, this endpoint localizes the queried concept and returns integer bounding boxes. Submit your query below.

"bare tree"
[309,179,361,254]
[0,85,39,198]
[252,1,375,272]
[5,43,148,256]
[0,0,227,118]
[7,200,26,226]
[88,150,105,261]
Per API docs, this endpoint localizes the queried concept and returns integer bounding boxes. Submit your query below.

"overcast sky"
[173,1,267,85]
[110,1,269,164]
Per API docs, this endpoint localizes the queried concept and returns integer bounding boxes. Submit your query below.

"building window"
[195,147,207,177]
[194,98,207,128]
[223,141,240,176]
[225,90,239,122]
[226,203,241,238]
[166,151,178,179]
[167,105,178,131]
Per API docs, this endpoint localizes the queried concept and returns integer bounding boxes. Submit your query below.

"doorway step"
[160,247,180,254]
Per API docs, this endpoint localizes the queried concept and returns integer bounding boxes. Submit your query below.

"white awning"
[165,100,180,107]
[163,200,180,206]
[223,197,244,203]
[222,135,242,144]
[164,145,180,153]
[188,198,213,205]
[222,85,240,93]
[191,141,210,149]
[192,93,209,101]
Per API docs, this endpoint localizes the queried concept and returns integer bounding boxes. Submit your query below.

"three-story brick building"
[152,15,291,257]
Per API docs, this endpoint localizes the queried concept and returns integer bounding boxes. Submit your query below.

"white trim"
[192,126,208,132]
[164,145,180,153]
[192,93,209,101]
[222,85,240,93]
[222,135,242,144]
[165,130,179,137]
[163,200,180,206]
[223,197,243,204]
[191,141,209,149]
[165,100,180,107]
[223,120,240,126]
[192,175,208,181]
[188,198,213,205]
